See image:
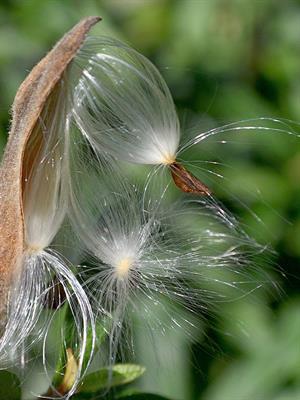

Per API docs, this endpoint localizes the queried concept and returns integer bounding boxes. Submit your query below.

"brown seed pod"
[0,16,101,332]
[169,161,211,195]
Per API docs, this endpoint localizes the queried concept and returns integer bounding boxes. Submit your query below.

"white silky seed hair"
[67,150,266,365]
[68,36,180,165]
[0,76,95,399]
[22,79,69,252]
[0,30,288,398]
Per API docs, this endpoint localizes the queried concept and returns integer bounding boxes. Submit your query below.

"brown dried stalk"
[0,16,101,332]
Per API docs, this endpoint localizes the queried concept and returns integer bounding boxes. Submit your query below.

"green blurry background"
[1,1,300,399]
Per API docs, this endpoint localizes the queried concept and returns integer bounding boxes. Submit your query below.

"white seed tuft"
[68,36,180,165]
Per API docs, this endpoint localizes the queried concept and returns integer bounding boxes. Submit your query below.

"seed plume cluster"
[0,18,272,398]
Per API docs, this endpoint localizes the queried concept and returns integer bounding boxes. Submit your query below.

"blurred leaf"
[118,393,171,400]
[50,303,69,387]
[273,387,300,400]
[80,364,145,393]
[52,309,108,387]
[71,393,95,400]
[82,318,109,372]
[1,2,300,400]
[204,299,300,400]
[0,371,21,400]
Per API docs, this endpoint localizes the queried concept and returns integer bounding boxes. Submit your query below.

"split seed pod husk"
[0,16,101,332]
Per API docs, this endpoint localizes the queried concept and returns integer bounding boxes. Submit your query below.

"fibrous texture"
[0,17,100,397]
[0,18,273,398]
[69,36,212,194]
[68,158,263,365]
[70,37,180,165]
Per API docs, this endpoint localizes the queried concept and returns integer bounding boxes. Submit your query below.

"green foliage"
[80,364,146,393]
[0,371,21,400]
[203,299,300,400]
[1,1,300,400]
[50,306,109,389]
[118,394,171,400]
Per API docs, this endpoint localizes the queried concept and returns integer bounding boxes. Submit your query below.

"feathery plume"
[68,36,211,195]
[68,37,300,201]
[0,17,100,397]
[68,153,266,365]
[0,16,281,399]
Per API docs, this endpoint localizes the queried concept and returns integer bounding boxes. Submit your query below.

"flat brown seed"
[170,162,211,195]
[0,16,101,332]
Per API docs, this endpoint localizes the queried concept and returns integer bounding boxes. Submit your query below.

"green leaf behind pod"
[51,307,108,387]
[0,371,21,400]
[117,394,172,400]
[80,364,146,393]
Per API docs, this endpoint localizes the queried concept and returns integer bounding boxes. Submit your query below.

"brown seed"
[0,17,101,332]
[169,161,211,195]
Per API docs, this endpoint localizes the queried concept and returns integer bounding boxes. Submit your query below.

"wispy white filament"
[69,37,180,165]
[0,249,94,399]
[68,155,266,364]
[0,76,95,398]
[1,31,289,399]
[22,78,70,251]
[68,36,300,197]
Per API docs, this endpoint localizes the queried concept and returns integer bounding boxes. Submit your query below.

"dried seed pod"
[0,16,101,332]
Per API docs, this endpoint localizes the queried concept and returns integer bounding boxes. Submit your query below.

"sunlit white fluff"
[22,79,69,251]
[68,158,267,364]
[0,32,288,397]
[0,78,95,398]
[68,37,300,202]
[1,250,94,398]
[69,36,180,165]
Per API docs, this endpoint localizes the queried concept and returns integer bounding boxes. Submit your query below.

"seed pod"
[0,16,101,332]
